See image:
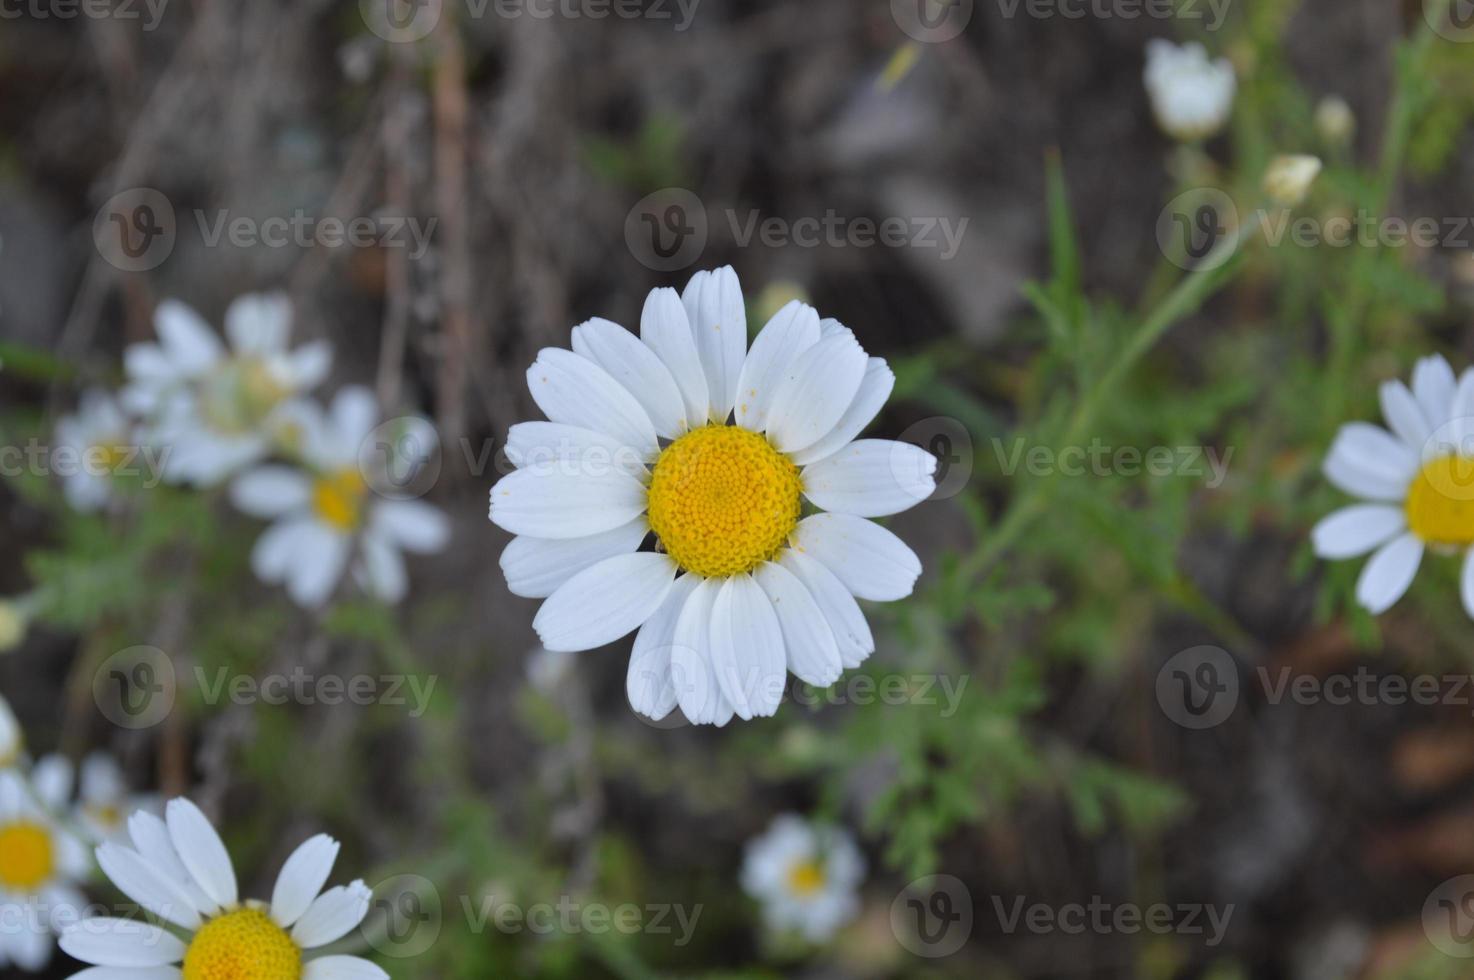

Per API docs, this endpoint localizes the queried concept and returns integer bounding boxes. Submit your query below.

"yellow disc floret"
[647,425,802,578]
[1406,454,1474,546]
[0,821,54,891]
[786,859,826,897]
[312,468,367,531]
[182,907,302,980]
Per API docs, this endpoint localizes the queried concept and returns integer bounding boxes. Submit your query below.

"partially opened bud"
[1263,155,1323,207]
[1314,96,1355,145]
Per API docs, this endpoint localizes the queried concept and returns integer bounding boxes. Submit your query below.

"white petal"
[251,518,312,585]
[370,500,450,554]
[1311,505,1406,559]
[165,798,238,909]
[766,333,869,455]
[488,467,648,540]
[733,301,821,433]
[681,267,747,422]
[504,422,647,478]
[1323,423,1417,501]
[777,551,875,668]
[669,579,728,725]
[526,348,657,455]
[303,956,389,980]
[95,842,202,930]
[793,514,922,601]
[32,754,72,809]
[291,880,372,949]
[283,526,351,608]
[640,287,708,428]
[1413,355,1456,428]
[357,534,408,604]
[128,811,219,916]
[1354,532,1423,615]
[124,343,178,385]
[709,575,787,720]
[60,918,186,968]
[500,521,648,599]
[572,318,688,439]
[801,439,937,517]
[533,552,678,652]
[271,835,341,929]
[287,341,333,390]
[626,575,700,721]
[69,968,182,980]
[230,466,312,519]
[329,387,379,452]
[753,562,842,687]
[80,753,125,806]
[789,359,895,466]
[1379,380,1431,452]
[224,292,291,355]
[154,300,223,375]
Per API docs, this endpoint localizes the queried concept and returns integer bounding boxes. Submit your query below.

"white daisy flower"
[0,760,89,972]
[54,389,137,513]
[1144,39,1236,142]
[488,267,937,726]
[1311,354,1474,616]
[72,753,160,846]
[740,814,864,944]
[230,387,451,608]
[0,695,22,768]
[124,294,331,486]
[61,797,386,980]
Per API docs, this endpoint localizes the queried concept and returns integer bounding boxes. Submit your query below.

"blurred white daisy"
[488,267,936,726]
[54,389,136,512]
[230,387,450,608]
[0,760,89,972]
[0,695,21,768]
[72,753,159,846]
[741,814,864,944]
[61,797,385,979]
[1311,354,1474,616]
[124,294,331,486]
[1144,39,1236,142]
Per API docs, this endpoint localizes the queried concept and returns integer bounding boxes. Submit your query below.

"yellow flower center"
[1405,455,1474,546]
[786,859,826,897]
[201,359,290,435]
[647,425,802,578]
[312,468,366,531]
[0,821,54,891]
[182,908,302,980]
[90,442,134,473]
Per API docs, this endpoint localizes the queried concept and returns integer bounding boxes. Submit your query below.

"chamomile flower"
[72,753,159,845]
[124,294,331,486]
[61,797,385,980]
[230,387,450,608]
[0,695,20,767]
[1144,39,1236,142]
[55,389,136,512]
[0,761,89,971]
[741,814,864,943]
[1311,354,1474,616]
[488,267,936,726]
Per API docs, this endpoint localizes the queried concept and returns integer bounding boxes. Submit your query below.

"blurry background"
[2,0,1474,977]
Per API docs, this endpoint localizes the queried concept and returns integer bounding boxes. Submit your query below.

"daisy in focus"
[1144,39,1236,142]
[0,762,89,972]
[488,267,936,726]
[55,389,138,512]
[61,797,384,979]
[741,814,864,944]
[231,386,450,608]
[124,294,331,486]
[1311,354,1474,616]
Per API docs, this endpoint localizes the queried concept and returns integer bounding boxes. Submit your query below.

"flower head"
[741,814,864,943]
[488,268,936,726]
[230,387,450,608]
[61,797,385,980]
[55,389,137,513]
[73,752,159,846]
[1262,154,1322,207]
[0,760,89,971]
[125,294,331,486]
[1312,355,1474,616]
[1314,95,1355,144]
[1144,39,1236,142]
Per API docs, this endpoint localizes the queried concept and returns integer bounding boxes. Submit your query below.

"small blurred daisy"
[1311,354,1474,615]
[55,389,137,512]
[741,814,864,944]
[72,753,159,845]
[1144,39,1236,142]
[0,761,89,972]
[489,267,936,726]
[124,294,331,486]
[61,797,385,979]
[231,387,450,608]
[0,695,21,768]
